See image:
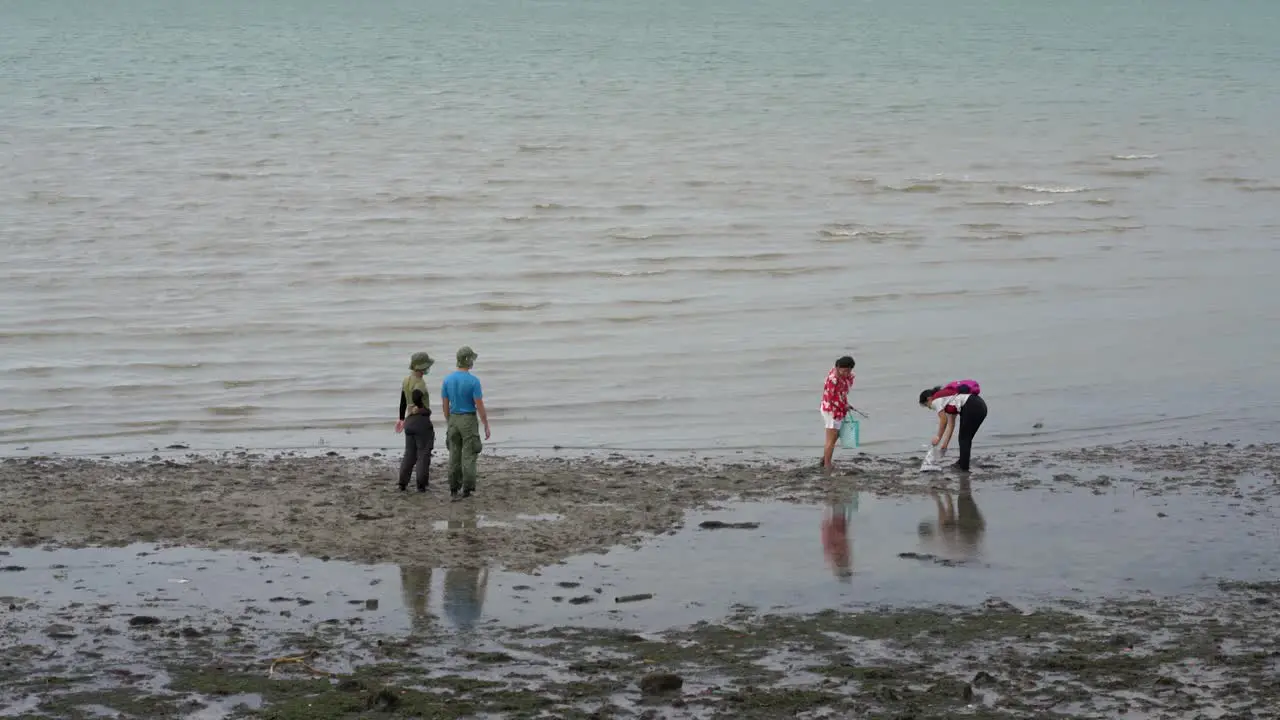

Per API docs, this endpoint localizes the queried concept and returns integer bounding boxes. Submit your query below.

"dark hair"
[835,356,855,369]
[919,386,942,406]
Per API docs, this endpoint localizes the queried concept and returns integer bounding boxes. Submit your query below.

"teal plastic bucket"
[839,417,860,449]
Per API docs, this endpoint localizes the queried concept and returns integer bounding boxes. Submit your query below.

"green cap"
[456,346,477,368]
[409,352,434,372]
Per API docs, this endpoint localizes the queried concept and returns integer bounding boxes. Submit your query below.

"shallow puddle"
[430,513,563,531]
[2,479,1276,640]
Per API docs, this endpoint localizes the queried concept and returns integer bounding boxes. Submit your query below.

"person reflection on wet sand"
[442,516,490,633]
[917,476,986,560]
[398,565,433,631]
[820,495,855,582]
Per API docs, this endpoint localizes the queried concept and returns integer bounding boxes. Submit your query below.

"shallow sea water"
[2,0,1279,457]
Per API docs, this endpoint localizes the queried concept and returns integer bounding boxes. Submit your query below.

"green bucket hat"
[409,352,434,373]
[456,345,477,369]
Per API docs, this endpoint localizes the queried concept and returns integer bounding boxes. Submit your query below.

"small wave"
[617,204,649,213]
[965,231,1027,241]
[1112,154,1159,160]
[817,225,921,242]
[989,255,1060,264]
[1087,198,1115,205]
[615,297,693,307]
[711,265,834,278]
[338,273,453,286]
[1240,185,1280,193]
[465,301,551,312]
[518,144,567,153]
[968,200,1056,207]
[738,252,792,262]
[1202,176,1256,185]
[606,232,688,242]
[0,407,68,417]
[222,378,298,389]
[1004,184,1089,194]
[203,172,250,181]
[0,330,87,340]
[961,223,1004,231]
[387,194,467,205]
[26,191,98,205]
[884,183,942,193]
[850,285,1033,304]
[1097,169,1160,179]
[205,406,260,417]
[516,269,669,281]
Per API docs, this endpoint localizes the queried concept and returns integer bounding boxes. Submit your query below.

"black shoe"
[952,462,970,473]
[450,489,459,500]
[461,489,473,499]
[398,484,408,492]
[416,484,428,493]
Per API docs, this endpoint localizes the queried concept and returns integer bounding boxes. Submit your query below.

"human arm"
[472,379,490,440]
[931,410,948,445]
[396,390,407,433]
[475,398,490,440]
[940,413,957,451]
[441,396,451,422]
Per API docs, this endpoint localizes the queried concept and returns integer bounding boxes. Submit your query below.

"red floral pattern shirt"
[820,369,855,420]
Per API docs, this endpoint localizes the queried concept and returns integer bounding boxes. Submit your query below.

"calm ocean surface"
[3,0,1278,458]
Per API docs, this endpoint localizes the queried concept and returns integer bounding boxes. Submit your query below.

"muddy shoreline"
[4,583,1279,719]
[2,442,1277,573]
[3,442,1279,718]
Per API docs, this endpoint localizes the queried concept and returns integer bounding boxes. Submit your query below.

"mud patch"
[4,586,1279,719]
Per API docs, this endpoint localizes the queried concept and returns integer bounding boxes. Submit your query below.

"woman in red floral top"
[820,355,856,470]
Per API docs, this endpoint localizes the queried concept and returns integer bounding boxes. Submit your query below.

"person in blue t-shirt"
[441,346,490,500]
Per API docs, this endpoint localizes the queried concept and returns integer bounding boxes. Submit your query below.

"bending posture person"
[918,381,987,472]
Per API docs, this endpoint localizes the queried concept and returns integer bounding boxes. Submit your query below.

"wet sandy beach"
[2,442,1279,718]
[3,442,1277,573]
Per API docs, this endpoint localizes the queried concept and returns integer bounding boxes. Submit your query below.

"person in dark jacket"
[395,352,435,491]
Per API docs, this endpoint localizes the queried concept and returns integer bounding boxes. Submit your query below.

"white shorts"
[821,411,843,430]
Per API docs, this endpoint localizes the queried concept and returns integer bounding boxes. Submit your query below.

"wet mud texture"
[3,583,1280,719]
[1,442,1277,573]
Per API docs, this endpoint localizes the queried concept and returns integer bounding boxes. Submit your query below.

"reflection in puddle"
[430,513,563,531]
[820,495,855,582]
[399,565,491,633]
[1,480,1277,639]
[915,476,986,561]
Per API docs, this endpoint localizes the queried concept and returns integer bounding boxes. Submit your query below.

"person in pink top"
[819,355,856,470]
[918,380,987,472]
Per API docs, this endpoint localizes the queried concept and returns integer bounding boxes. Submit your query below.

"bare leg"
[822,428,839,469]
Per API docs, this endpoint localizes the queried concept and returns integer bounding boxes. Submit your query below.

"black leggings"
[957,395,987,471]
[399,414,435,489]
